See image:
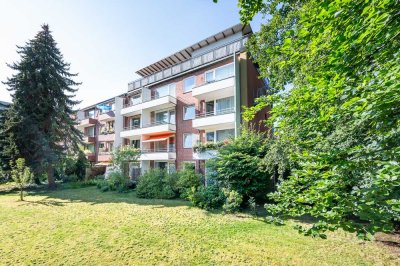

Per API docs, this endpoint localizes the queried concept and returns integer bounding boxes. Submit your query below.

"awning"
[142,133,174,143]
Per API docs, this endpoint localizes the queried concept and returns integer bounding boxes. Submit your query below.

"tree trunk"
[20,186,23,201]
[47,164,56,189]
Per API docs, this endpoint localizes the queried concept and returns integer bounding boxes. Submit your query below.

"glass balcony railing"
[195,107,235,119]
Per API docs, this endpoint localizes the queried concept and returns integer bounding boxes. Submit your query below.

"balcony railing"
[142,121,175,128]
[195,107,235,119]
[123,94,177,109]
[123,125,141,131]
[141,147,176,153]
[128,35,248,91]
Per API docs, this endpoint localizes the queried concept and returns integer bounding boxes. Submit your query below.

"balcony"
[77,117,96,128]
[192,108,235,130]
[121,95,177,117]
[121,122,176,139]
[98,152,112,162]
[98,111,115,121]
[98,133,115,142]
[139,148,176,161]
[121,98,142,116]
[82,135,95,143]
[141,95,176,112]
[193,150,218,160]
[192,76,235,101]
[85,153,96,162]
[120,125,142,139]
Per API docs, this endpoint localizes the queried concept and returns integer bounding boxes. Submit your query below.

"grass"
[0,186,398,265]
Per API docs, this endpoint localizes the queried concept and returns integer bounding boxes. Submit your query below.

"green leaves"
[240,0,400,238]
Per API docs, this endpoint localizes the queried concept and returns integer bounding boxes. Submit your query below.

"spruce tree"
[3,24,82,188]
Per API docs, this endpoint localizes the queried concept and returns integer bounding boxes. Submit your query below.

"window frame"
[183,76,196,93]
[183,133,195,148]
[183,105,195,120]
[203,63,234,84]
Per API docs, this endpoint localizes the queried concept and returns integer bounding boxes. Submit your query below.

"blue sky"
[0,0,264,108]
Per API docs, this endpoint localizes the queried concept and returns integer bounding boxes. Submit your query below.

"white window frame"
[204,63,234,83]
[183,76,196,93]
[205,128,235,143]
[183,105,195,120]
[183,133,197,148]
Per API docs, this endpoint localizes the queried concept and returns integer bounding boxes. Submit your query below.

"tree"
[3,24,82,188]
[10,158,33,201]
[233,0,400,238]
[111,145,140,173]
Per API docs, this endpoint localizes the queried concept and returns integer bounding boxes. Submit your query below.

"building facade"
[77,24,269,177]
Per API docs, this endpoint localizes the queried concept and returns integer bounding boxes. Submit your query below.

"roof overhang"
[135,24,252,77]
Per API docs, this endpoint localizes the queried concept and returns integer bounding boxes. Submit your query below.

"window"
[130,117,141,128]
[131,139,140,148]
[155,110,175,124]
[156,111,168,124]
[99,142,105,149]
[206,132,215,142]
[153,83,176,98]
[183,76,195,93]
[205,101,214,114]
[205,129,235,143]
[86,126,95,137]
[183,133,195,148]
[215,63,234,80]
[154,86,169,98]
[216,96,234,114]
[216,129,235,142]
[204,63,234,83]
[183,105,195,120]
[205,71,214,83]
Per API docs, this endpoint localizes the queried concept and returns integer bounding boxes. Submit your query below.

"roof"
[135,24,252,77]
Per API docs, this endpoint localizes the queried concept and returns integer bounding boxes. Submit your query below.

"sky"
[0,0,264,108]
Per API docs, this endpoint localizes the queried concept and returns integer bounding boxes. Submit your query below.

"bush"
[211,129,276,202]
[108,171,130,193]
[222,189,243,213]
[177,165,202,199]
[95,171,130,193]
[62,174,79,183]
[187,184,225,210]
[136,169,178,199]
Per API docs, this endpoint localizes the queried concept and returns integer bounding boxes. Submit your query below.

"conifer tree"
[3,24,82,188]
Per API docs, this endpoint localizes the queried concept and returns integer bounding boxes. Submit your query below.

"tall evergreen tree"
[3,24,82,188]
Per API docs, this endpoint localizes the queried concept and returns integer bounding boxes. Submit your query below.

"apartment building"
[77,24,269,177]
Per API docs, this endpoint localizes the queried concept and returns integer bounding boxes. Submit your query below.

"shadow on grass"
[17,185,192,209]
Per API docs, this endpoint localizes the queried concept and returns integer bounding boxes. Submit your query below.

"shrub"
[177,165,202,199]
[222,189,243,213]
[62,174,79,183]
[95,171,130,193]
[193,141,225,153]
[136,169,178,199]
[211,129,275,202]
[108,171,130,193]
[187,184,225,210]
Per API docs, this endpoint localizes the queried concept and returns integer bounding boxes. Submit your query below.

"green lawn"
[0,186,398,265]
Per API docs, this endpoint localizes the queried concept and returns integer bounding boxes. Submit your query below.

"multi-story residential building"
[77,24,269,178]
